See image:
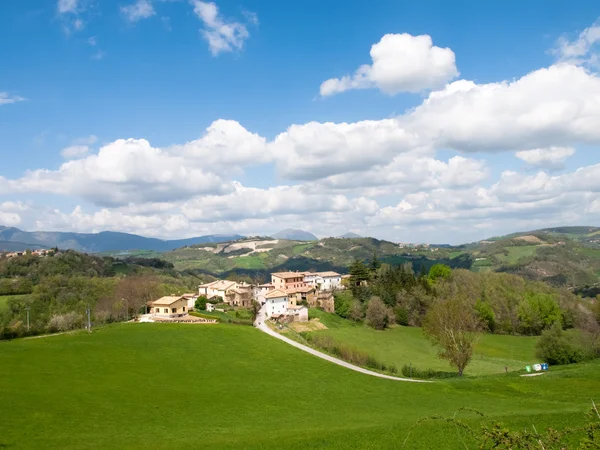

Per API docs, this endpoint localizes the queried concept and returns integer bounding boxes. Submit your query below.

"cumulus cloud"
[0,92,25,105]
[515,147,576,169]
[404,63,600,152]
[181,183,379,222]
[61,145,90,159]
[190,1,253,55]
[270,119,421,180]
[320,33,459,96]
[121,0,156,23]
[552,18,600,67]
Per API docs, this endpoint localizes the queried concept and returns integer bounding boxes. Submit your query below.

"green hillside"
[0,324,598,449]
[303,310,538,376]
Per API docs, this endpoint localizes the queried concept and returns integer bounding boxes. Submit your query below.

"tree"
[114,275,161,318]
[348,300,364,322]
[194,295,208,311]
[349,259,370,286]
[474,299,496,332]
[366,297,389,330]
[536,322,585,365]
[369,252,381,278]
[423,297,483,376]
[428,264,452,284]
[517,293,561,335]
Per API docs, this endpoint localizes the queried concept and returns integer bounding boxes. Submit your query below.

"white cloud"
[57,0,78,14]
[0,92,25,105]
[270,119,421,180]
[181,183,379,222]
[190,1,251,56]
[405,63,600,152]
[320,33,459,96]
[552,18,600,67]
[2,120,266,207]
[73,135,98,145]
[61,145,90,159]
[515,147,576,169]
[87,37,97,46]
[0,202,27,227]
[121,0,156,23]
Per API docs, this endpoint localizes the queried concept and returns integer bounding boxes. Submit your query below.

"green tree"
[194,295,208,311]
[349,259,370,285]
[369,252,381,278]
[423,297,483,376]
[536,322,585,365]
[428,264,452,284]
[517,293,561,335]
[474,299,496,332]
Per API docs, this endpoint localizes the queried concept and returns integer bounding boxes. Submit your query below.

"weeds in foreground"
[404,401,600,449]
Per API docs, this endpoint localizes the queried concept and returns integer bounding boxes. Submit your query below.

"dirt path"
[254,307,431,383]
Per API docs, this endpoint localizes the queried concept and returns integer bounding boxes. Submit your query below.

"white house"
[198,280,238,302]
[254,283,275,305]
[264,289,288,318]
[304,271,342,291]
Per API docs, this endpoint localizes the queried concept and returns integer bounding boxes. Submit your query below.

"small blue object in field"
[541,363,549,371]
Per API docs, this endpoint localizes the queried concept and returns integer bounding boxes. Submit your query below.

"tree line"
[335,257,599,375]
[0,251,199,339]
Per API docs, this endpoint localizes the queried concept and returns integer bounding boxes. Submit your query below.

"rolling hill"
[271,229,318,241]
[0,226,242,253]
[0,323,597,449]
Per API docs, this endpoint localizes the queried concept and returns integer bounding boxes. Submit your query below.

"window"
[164,308,168,313]
[155,308,160,313]
[172,308,176,313]
[183,306,186,312]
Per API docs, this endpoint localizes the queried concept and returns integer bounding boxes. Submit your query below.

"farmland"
[0,324,598,449]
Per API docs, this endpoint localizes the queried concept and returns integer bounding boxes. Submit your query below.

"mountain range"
[270,229,319,241]
[0,226,243,253]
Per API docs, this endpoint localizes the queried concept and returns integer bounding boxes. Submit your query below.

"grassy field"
[0,294,28,313]
[495,245,538,264]
[1,324,598,449]
[307,310,538,376]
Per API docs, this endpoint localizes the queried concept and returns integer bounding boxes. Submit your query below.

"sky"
[1,0,600,244]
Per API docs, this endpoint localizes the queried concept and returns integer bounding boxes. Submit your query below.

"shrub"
[518,293,561,335]
[401,364,457,379]
[366,296,389,330]
[347,300,364,322]
[47,312,83,333]
[536,323,586,365]
[394,306,409,326]
[194,296,208,310]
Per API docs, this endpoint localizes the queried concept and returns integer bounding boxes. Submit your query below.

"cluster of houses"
[1,249,50,258]
[148,270,344,323]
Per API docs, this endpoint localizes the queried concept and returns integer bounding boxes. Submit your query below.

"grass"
[232,255,267,269]
[495,245,538,264]
[307,309,538,376]
[0,294,28,313]
[0,324,598,449]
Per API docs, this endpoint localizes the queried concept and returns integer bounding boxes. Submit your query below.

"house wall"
[272,275,306,290]
[265,296,288,318]
[152,299,188,317]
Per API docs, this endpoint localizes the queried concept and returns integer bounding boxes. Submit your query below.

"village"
[146,270,345,324]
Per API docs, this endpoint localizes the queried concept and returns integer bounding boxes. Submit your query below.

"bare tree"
[366,296,389,330]
[423,297,483,376]
[114,275,161,319]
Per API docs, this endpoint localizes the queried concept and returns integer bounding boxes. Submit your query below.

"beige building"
[285,286,316,307]
[271,271,308,290]
[151,296,188,317]
[198,280,238,301]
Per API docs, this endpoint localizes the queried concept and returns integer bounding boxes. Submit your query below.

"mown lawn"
[308,309,539,376]
[0,324,598,449]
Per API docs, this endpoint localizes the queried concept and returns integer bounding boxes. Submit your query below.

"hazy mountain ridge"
[0,227,243,253]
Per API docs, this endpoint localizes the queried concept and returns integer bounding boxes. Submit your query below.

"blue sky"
[1,0,600,243]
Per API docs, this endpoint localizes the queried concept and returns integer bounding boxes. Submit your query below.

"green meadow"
[0,323,598,449]
[306,309,539,375]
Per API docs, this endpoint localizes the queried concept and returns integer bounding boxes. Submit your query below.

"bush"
[401,364,457,379]
[535,323,586,365]
[347,300,364,322]
[47,312,83,333]
[194,295,208,311]
[394,306,409,326]
[366,296,389,330]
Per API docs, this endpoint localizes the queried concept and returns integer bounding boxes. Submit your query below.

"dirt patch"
[513,235,544,244]
[288,319,328,333]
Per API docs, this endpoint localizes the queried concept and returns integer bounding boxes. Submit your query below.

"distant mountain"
[339,232,362,239]
[0,227,243,253]
[271,229,318,241]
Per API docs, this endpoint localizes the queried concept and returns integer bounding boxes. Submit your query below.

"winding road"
[254,306,431,383]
